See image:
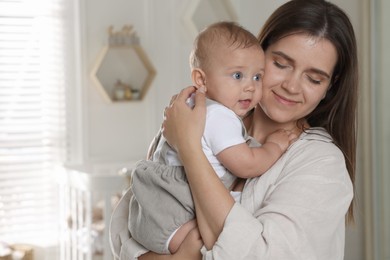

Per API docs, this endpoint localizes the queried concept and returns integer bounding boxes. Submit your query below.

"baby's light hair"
[189,21,261,70]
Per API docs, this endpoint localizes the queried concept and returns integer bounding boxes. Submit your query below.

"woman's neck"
[244,105,303,144]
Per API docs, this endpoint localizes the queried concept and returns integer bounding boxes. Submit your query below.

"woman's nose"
[281,74,301,93]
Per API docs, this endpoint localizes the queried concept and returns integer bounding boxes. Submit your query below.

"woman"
[110,0,357,259]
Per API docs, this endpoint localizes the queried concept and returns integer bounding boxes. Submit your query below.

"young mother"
[109,0,357,259]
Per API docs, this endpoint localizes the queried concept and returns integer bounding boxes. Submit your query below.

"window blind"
[0,0,69,245]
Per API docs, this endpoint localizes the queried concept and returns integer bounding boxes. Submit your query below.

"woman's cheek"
[263,66,284,89]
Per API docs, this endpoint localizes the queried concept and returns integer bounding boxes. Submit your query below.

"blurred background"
[0,0,388,259]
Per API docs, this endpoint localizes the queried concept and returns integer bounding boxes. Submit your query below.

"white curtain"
[0,0,75,246]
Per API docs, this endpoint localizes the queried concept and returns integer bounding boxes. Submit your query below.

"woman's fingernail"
[198,86,206,93]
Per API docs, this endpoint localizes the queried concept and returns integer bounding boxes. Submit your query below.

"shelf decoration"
[182,0,238,39]
[90,25,156,103]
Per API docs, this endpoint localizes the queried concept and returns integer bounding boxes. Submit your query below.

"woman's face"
[260,34,338,126]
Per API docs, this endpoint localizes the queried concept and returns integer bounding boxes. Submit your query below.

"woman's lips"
[273,92,298,105]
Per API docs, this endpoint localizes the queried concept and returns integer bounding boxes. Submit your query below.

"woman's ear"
[191,68,206,88]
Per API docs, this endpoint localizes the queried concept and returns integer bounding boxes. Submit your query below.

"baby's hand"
[265,129,297,153]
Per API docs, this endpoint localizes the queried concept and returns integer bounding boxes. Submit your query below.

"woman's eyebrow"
[272,51,331,79]
[272,51,294,63]
[308,68,331,79]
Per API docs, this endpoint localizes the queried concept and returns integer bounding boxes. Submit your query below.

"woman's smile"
[272,91,299,106]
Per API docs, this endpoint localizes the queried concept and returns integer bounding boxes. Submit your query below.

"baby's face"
[204,44,264,117]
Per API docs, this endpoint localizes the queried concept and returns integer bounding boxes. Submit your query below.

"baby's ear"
[191,68,206,88]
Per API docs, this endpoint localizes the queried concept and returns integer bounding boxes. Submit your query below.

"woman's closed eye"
[305,72,328,85]
[273,60,289,69]
[306,75,322,85]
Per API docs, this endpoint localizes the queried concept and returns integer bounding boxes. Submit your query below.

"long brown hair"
[258,0,358,223]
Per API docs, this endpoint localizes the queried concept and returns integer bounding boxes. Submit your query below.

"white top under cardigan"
[109,127,353,260]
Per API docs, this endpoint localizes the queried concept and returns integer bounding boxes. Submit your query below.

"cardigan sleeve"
[201,138,353,260]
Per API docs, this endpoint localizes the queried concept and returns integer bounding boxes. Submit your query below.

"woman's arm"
[163,86,235,249]
[164,89,353,259]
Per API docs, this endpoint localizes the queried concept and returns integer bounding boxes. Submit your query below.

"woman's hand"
[175,227,203,259]
[162,86,207,154]
[139,228,203,260]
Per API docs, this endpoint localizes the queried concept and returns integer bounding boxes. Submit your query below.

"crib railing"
[58,164,132,260]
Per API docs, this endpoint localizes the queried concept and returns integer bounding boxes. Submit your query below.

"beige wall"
[362,0,390,259]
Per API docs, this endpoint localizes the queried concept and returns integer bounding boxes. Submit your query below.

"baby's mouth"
[239,99,252,109]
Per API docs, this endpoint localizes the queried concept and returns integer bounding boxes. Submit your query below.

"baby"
[128,21,296,254]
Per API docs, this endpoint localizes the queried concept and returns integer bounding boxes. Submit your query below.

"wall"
[78,0,364,259]
[366,0,390,258]
[81,0,293,164]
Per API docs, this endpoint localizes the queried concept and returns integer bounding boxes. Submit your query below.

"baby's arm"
[217,129,296,178]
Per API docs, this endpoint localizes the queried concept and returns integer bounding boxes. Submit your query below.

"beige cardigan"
[109,128,353,260]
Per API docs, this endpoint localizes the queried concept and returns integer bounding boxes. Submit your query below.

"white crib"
[58,163,133,260]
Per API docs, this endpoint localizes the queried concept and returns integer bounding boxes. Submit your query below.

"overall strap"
[146,127,173,165]
[146,128,162,160]
[156,137,172,165]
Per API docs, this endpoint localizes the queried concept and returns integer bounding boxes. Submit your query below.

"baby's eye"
[253,74,262,81]
[232,72,243,80]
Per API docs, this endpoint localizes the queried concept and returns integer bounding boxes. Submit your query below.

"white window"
[0,0,77,246]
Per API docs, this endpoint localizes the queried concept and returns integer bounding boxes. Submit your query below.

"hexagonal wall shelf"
[183,0,237,39]
[90,25,156,103]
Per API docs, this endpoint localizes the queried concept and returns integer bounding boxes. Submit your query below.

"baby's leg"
[129,161,195,254]
[168,219,197,254]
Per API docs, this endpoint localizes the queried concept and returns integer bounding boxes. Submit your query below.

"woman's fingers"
[166,86,196,111]
[192,85,207,112]
[176,86,197,103]
[175,228,202,259]
[168,94,178,106]
[162,86,207,152]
